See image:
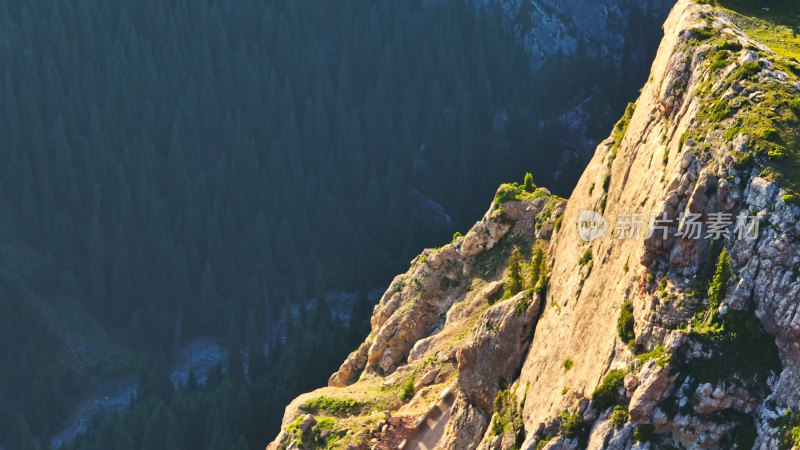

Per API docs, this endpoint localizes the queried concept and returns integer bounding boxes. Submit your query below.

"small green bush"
[761,127,780,142]
[636,345,668,366]
[688,309,780,387]
[657,277,668,294]
[562,359,574,372]
[533,434,554,450]
[610,405,628,429]
[708,98,734,121]
[490,389,525,446]
[530,248,545,289]
[769,146,788,160]
[495,175,541,204]
[690,27,714,42]
[399,376,415,402]
[617,300,635,345]
[708,58,729,74]
[678,130,690,149]
[591,369,627,411]
[784,194,800,206]
[774,408,800,450]
[787,64,800,77]
[717,41,741,52]
[523,172,537,193]
[578,248,593,266]
[559,410,587,440]
[733,151,754,170]
[303,396,362,415]
[495,184,523,204]
[535,272,549,295]
[723,120,742,142]
[788,98,800,117]
[734,62,761,80]
[632,424,658,443]
[514,293,530,316]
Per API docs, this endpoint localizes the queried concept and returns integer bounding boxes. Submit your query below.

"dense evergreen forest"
[0,0,657,448]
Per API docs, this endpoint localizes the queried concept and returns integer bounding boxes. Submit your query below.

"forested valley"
[0,0,657,448]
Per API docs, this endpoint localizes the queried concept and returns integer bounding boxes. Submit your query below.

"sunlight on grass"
[696,1,800,193]
[718,0,800,61]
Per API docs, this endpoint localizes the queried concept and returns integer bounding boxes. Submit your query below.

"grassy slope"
[716,1,800,191]
[717,0,800,62]
[688,1,800,193]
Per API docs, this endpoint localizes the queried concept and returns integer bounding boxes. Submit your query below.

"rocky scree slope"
[267,0,800,448]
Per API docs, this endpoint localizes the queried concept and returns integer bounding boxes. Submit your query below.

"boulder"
[299,414,316,433]
[629,361,672,422]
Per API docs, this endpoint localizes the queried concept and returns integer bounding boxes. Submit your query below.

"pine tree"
[704,247,733,327]
[523,172,536,192]
[535,258,550,295]
[506,247,523,297]
[530,247,544,289]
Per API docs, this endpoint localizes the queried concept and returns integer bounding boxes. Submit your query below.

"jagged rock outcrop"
[457,290,542,414]
[267,191,565,449]
[268,1,800,448]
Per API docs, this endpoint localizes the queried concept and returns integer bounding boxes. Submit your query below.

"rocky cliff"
[267,0,800,448]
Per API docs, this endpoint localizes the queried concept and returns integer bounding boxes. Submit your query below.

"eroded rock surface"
[268,1,800,448]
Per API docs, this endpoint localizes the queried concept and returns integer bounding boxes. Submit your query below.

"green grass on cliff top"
[717,0,800,61]
[721,0,800,193]
[695,1,800,193]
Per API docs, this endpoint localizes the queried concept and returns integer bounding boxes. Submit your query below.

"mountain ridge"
[267,0,800,448]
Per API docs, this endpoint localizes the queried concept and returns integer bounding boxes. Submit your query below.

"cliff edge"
[268,0,800,448]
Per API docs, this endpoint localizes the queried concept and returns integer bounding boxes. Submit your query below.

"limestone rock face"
[439,391,491,450]
[628,361,672,423]
[268,1,800,448]
[457,290,542,413]
[328,340,371,387]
